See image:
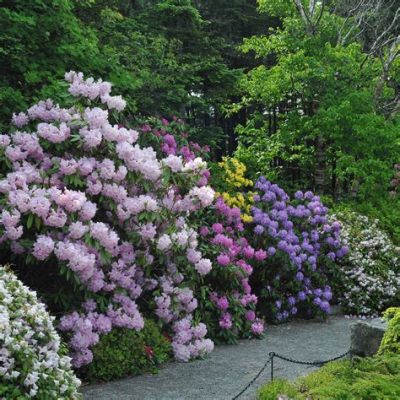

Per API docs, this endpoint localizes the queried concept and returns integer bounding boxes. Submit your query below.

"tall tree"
[0,0,104,130]
[234,0,399,199]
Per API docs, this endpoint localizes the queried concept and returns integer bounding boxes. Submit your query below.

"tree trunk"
[314,134,327,194]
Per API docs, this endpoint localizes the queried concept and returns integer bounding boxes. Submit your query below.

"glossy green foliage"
[79,320,171,382]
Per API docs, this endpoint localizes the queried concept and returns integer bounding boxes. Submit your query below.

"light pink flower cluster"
[0,72,215,366]
[65,71,126,111]
[155,274,213,361]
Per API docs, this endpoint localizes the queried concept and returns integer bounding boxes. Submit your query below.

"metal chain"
[231,356,272,400]
[270,350,350,366]
[231,349,350,400]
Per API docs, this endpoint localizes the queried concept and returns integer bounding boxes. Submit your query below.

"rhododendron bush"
[331,210,400,316]
[249,178,349,322]
[0,72,216,367]
[192,197,265,343]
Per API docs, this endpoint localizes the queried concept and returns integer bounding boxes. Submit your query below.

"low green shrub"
[379,307,400,355]
[257,354,400,400]
[79,320,171,383]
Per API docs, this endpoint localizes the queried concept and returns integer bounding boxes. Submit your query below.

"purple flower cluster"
[250,177,348,321]
[146,120,211,187]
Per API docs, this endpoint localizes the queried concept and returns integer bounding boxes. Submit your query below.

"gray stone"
[350,318,388,357]
[82,316,352,400]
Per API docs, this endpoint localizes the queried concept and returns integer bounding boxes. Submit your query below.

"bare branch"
[368,6,400,56]
[292,0,326,35]
[314,0,326,30]
[375,35,400,107]
[309,0,317,18]
[293,0,312,28]
[337,0,365,45]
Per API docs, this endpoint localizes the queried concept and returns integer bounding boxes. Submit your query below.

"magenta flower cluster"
[250,177,348,321]
[199,197,265,340]
[0,72,216,366]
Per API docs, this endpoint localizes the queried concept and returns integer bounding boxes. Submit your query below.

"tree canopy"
[1,0,398,201]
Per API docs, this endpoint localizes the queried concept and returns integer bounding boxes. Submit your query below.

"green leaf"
[26,214,34,229]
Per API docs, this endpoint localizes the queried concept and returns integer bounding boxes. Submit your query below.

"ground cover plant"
[257,354,400,400]
[257,305,400,400]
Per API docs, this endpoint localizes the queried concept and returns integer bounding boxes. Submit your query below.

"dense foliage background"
[1,0,398,202]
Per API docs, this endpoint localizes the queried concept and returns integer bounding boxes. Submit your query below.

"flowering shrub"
[142,121,265,342]
[249,178,348,322]
[211,157,254,223]
[0,72,215,366]
[194,197,264,343]
[332,211,400,316]
[0,265,81,399]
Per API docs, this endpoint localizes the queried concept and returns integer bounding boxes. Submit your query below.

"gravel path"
[82,316,352,400]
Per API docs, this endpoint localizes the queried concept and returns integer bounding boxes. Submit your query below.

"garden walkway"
[82,315,352,400]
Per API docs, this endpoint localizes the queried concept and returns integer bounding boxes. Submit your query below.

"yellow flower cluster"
[219,157,253,188]
[216,157,254,222]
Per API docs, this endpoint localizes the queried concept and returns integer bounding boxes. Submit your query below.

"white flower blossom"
[0,266,81,398]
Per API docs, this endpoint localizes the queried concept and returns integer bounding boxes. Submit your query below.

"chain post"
[269,352,275,381]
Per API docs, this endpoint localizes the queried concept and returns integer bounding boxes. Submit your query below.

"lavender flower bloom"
[219,313,233,329]
[254,225,265,235]
[295,272,304,281]
[294,191,303,199]
[298,291,306,301]
[288,296,296,306]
